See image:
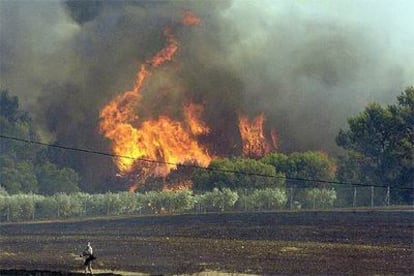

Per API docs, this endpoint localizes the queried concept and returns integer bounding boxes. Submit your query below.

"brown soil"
[0,209,413,275]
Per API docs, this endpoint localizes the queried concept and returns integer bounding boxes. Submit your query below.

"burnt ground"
[0,209,413,275]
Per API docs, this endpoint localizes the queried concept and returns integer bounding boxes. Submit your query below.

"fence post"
[313,193,316,209]
[353,186,357,208]
[289,187,294,209]
[32,193,35,220]
[84,199,87,216]
[385,186,390,206]
[370,186,374,208]
[244,189,247,211]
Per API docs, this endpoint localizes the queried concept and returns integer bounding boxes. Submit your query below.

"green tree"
[0,90,38,160]
[0,185,8,196]
[196,188,239,212]
[54,193,82,217]
[36,162,80,195]
[0,160,38,194]
[0,90,28,123]
[0,90,82,195]
[87,193,107,215]
[302,188,337,209]
[118,192,138,214]
[192,158,284,191]
[72,192,91,216]
[262,151,337,206]
[104,192,124,215]
[336,87,414,204]
[36,196,58,219]
[172,190,195,212]
[261,151,336,186]
[247,188,287,211]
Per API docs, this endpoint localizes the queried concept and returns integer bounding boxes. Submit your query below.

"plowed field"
[1,209,413,275]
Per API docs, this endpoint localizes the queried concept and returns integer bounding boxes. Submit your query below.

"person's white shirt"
[86,242,93,255]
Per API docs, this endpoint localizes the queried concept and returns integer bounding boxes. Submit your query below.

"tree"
[261,151,336,186]
[0,90,39,162]
[118,192,138,214]
[0,90,24,123]
[0,185,8,196]
[196,188,239,212]
[0,90,82,195]
[302,188,337,209]
[87,193,107,215]
[169,190,195,213]
[336,87,414,204]
[54,193,82,217]
[36,162,80,195]
[246,188,287,211]
[192,158,284,191]
[36,195,58,219]
[0,158,39,194]
[261,151,337,206]
[261,151,336,193]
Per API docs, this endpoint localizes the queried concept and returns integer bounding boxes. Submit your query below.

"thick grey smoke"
[1,0,412,190]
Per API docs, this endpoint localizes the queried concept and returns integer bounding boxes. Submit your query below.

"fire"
[149,26,178,67]
[184,102,210,136]
[181,10,201,26]
[238,113,278,158]
[99,11,211,192]
[99,65,148,172]
[99,11,279,192]
[163,180,193,192]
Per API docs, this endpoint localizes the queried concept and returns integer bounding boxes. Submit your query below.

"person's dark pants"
[84,254,96,274]
[84,255,96,266]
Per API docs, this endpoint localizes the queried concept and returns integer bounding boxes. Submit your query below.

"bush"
[237,188,287,211]
[196,188,239,212]
[302,188,337,209]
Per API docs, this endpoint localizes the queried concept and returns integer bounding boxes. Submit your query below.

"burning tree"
[99,11,279,192]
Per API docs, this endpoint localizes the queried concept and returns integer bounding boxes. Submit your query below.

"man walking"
[81,241,96,275]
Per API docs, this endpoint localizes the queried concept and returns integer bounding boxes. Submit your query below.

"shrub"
[302,188,337,209]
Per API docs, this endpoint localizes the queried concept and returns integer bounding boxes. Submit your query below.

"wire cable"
[0,134,412,190]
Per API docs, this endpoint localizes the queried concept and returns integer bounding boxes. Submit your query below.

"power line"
[0,134,412,190]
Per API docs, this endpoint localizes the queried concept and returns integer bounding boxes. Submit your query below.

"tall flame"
[150,26,179,67]
[238,113,278,158]
[99,12,210,192]
[99,11,279,192]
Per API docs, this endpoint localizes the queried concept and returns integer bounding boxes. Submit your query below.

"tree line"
[0,87,413,206]
[0,187,339,222]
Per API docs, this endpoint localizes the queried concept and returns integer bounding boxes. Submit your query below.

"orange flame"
[149,26,179,67]
[181,10,201,26]
[238,113,278,158]
[184,102,210,136]
[100,11,279,192]
[99,12,211,192]
[163,180,192,192]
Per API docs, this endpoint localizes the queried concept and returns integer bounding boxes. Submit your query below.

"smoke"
[1,0,412,190]
[221,0,413,152]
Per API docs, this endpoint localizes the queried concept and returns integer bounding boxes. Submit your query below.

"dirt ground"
[0,209,413,275]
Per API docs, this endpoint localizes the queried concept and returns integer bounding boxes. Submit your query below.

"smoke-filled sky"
[1,0,413,189]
